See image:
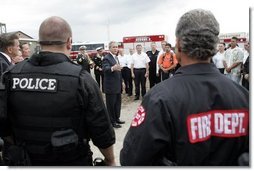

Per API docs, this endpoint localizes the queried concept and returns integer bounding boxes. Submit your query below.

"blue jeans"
[226,73,241,84]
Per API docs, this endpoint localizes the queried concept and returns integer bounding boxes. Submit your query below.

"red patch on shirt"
[131,105,146,127]
[187,109,249,143]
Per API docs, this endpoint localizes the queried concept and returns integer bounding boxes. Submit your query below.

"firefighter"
[76,46,94,73]
[0,16,116,166]
[120,9,249,166]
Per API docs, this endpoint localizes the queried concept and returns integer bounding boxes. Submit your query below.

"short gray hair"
[0,32,19,52]
[175,9,220,60]
[108,41,117,49]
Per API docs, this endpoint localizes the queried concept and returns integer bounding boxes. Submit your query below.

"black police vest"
[7,60,87,162]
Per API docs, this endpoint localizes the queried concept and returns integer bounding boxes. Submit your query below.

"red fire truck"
[122,34,168,53]
[219,32,249,49]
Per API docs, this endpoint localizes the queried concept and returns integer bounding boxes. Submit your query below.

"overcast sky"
[0,0,251,45]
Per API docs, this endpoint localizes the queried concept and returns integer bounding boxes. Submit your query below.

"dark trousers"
[149,69,161,88]
[242,76,249,90]
[218,68,224,74]
[105,94,121,124]
[95,71,104,91]
[121,67,133,95]
[134,68,146,97]
[161,71,170,81]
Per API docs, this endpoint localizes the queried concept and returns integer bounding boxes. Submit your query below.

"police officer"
[0,16,116,166]
[76,46,93,73]
[93,47,104,90]
[120,9,249,166]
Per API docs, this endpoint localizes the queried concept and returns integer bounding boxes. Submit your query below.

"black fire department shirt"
[120,63,249,166]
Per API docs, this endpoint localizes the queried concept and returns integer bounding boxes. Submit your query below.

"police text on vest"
[11,77,58,92]
[187,109,249,143]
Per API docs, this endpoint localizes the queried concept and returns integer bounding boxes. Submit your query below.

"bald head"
[39,16,72,44]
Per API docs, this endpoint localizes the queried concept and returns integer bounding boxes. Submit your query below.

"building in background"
[14,31,39,54]
[0,30,39,55]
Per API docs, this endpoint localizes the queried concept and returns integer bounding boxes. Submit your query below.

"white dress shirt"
[126,54,133,69]
[118,55,128,68]
[212,51,225,69]
[131,52,150,69]
[0,52,12,63]
[242,49,249,64]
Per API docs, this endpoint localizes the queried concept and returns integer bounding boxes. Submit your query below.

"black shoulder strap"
[5,60,28,74]
[76,68,89,140]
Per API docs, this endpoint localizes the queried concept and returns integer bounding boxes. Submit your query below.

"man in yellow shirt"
[158,43,178,80]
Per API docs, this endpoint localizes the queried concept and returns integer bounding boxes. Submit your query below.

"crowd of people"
[212,37,250,90]
[77,34,250,97]
[0,8,249,166]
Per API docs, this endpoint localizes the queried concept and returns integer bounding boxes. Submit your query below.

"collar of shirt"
[134,52,146,56]
[110,52,120,64]
[175,63,220,76]
[110,52,117,58]
[28,51,70,66]
[0,52,12,63]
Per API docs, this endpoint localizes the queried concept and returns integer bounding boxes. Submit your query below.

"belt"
[134,68,146,70]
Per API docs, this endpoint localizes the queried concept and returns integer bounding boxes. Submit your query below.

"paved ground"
[90,93,142,166]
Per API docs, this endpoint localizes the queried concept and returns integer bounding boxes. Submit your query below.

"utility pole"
[107,17,111,42]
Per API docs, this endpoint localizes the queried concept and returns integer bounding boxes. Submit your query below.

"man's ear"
[7,46,13,54]
[175,38,181,52]
[175,38,182,65]
[66,37,72,50]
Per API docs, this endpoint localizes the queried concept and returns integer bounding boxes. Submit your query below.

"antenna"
[107,17,111,42]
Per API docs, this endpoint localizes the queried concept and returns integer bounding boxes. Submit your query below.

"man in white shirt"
[118,49,132,96]
[131,44,150,100]
[243,42,249,65]
[126,48,134,96]
[223,37,244,84]
[212,43,225,74]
